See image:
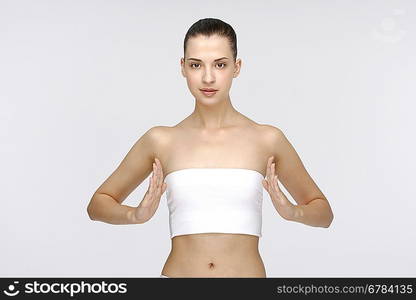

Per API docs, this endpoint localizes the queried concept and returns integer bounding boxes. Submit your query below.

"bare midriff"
[160,233,266,278]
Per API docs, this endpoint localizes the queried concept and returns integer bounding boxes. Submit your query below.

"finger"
[262,179,269,191]
[155,158,163,190]
[155,158,162,174]
[147,173,152,192]
[271,162,275,178]
[272,175,280,193]
[153,159,160,188]
[266,157,270,181]
[156,161,165,195]
[156,158,163,186]
[267,156,274,182]
[155,161,161,189]
[149,163,155,191]
[149,163,156,197]
[271,174,277,191]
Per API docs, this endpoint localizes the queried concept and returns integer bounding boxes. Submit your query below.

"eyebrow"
[187,57,229,62]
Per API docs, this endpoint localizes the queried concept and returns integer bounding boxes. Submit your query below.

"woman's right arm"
[87,192,140,224]
[87,126,165,224]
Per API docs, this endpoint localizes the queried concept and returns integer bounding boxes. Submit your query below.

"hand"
[261,156,297,221]
[133,158,167,223]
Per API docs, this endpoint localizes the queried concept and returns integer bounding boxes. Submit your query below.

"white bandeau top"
[164,168,264,239]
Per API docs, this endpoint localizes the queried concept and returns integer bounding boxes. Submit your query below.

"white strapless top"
[164,168,264,239]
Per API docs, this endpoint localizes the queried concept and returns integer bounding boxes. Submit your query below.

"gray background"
[1,0,415,277]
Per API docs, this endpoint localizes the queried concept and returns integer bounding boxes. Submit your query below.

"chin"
[196,96,221,104]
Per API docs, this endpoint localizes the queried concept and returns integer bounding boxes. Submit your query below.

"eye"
[189,62,226,69]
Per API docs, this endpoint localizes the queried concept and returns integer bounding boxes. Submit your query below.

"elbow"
[320,199,334,228]
[323,210,334,228]
[87,201,96,221]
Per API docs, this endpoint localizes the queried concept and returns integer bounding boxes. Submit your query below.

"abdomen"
[161,233,266,277]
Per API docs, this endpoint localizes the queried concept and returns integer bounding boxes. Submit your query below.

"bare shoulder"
[145,125,171,142]
[258,123,284,136]
[257,123,285,145]
[257,123,294,162]
[127,125,172,165]
[144,125,174,159]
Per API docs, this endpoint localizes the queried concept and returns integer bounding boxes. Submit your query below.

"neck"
[189,94,240,130]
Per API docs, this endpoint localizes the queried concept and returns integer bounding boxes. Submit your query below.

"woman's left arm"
[262,126,334,228]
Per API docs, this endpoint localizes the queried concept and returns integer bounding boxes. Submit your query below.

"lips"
[200,88,218,92]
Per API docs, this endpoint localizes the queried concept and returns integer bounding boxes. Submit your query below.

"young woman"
[87,18,334,278]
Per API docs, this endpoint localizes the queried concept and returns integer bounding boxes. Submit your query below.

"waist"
[172,232,259,253]
[163,233,265,277]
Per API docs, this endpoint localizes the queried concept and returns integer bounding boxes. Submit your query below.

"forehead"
[186,34,231,59]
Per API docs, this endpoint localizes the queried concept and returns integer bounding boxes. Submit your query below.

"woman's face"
[181,34,241,104]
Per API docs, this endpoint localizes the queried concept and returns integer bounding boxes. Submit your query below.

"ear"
[233,58,242,78]
[180,57,186,77]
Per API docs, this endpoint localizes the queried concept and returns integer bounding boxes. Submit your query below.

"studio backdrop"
[1,0,415,277]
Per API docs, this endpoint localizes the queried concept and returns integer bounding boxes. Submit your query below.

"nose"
[202,67,215,84]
